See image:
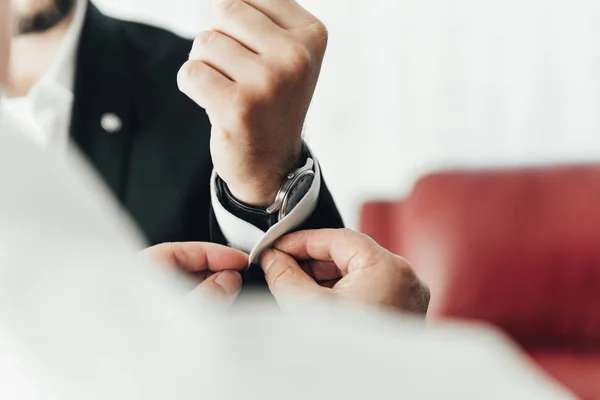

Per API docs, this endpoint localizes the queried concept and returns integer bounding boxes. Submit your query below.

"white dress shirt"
[0,0,321,261]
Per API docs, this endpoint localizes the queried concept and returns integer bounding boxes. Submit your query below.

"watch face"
[280,172,316,218]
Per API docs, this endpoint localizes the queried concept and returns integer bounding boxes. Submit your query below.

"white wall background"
[95,0,600,228]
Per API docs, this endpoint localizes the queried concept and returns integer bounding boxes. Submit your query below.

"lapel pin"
[100,113,123,134]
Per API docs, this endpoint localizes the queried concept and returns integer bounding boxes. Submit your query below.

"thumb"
[187,270,243,307]
[260,249,321,309]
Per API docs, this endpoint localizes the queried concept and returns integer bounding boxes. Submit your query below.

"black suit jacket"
[70,3,343,247]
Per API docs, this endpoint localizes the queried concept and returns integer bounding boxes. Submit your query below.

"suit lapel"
[70,2,134,202]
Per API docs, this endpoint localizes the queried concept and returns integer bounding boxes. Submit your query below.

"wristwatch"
[217,145,315,229]
[266,157,315,221]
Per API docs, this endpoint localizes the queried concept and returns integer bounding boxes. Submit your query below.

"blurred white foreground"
[0,123,573,399]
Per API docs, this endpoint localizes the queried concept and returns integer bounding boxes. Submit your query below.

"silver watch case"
[266,158,315,221]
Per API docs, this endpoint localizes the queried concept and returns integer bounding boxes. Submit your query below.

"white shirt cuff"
[210,149,322,265]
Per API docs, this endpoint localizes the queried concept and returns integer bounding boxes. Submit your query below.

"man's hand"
[260,229,430,315]
[178,0,328,207]
[142,242,248,305]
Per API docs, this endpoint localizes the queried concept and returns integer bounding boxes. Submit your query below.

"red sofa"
[360,165,600,399]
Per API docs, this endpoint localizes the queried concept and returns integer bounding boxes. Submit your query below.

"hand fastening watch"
[266,156,315,222]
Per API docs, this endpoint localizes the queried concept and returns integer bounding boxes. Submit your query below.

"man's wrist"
[225,144,307,206]
[226,179,284,209]
[216,144,311,231]
[225,141,304,207]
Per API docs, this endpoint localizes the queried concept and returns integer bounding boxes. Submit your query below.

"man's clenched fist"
[178,0,328,207]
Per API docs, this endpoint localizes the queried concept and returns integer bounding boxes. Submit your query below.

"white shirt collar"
[36,0,88,95]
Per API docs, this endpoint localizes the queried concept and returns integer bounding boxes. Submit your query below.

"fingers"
[300,260,342,283]
[178,59,236,111]
[260,249,321,306]
[211,0,288,54]
[187,270,243,306]
[241,0,319,30]
[239,0,328,54]
[271,230,430,315]
[143,243,247,307]
[274,229,388,275]
[141,242,248,273]
[189,30,263,83]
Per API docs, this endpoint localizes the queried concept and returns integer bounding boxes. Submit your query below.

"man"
[0,4,574,398]
[2,0,343,263]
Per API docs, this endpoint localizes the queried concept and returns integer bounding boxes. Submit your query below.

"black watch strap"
[216,144,311,232]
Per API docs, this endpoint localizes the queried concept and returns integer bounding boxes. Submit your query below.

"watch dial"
[281,173,316,218]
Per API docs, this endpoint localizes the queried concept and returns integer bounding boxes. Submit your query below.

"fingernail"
[215,271,242,297]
